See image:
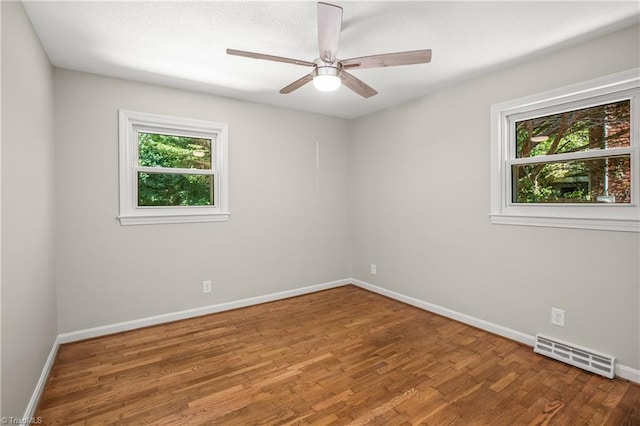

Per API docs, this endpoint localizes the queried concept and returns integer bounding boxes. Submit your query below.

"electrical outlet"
[203,280,212,294]
[370,264,377,275]
[551,307,565,327]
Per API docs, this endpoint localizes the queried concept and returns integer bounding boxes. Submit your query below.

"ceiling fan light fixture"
[313,74,341,91]
[313,66,341,92]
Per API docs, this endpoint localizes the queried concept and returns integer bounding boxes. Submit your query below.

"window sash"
[135,172,216,209]
[133,167,217,208]
[506,146,635,166]
[134,128,216,170]
[508,154,634,206]
[505,150,638,207]
[134,166,216,176]
[506,89,636,160]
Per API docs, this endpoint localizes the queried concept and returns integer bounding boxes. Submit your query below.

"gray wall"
[1,2,58,418]
[54,69,351,333]
[350,24,640,370]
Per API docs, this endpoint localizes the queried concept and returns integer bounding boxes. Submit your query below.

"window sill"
[490,213,639,233]
[118,212,230,226]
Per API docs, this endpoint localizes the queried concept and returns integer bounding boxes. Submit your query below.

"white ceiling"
[23,1,639,119]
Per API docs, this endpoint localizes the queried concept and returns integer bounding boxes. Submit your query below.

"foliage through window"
[512,100,631,204]
[490,69,639,232]
[119,111,229,225]
[137,132,214,207]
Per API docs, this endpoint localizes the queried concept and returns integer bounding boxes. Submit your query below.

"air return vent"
[534,334,615,379]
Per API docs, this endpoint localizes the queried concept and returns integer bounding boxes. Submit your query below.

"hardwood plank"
[35,285,640,425]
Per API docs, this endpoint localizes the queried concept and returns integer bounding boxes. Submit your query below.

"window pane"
[138,132,212,169]
[138,173,214,206]
[515,100,630,158]
[512,155,631,204]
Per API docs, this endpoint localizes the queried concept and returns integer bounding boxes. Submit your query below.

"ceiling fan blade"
[226,49,315,67]
[317,2,343,63]
[341,71,378,98]
[280,72,315,94]
[341,49,432,69]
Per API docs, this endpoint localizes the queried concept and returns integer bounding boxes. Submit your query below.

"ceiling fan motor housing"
[314,59,341,78]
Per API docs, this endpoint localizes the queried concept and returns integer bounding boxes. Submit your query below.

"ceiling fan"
[226,2,432,98]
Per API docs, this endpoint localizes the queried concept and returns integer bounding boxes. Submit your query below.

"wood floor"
[36,285,640,425]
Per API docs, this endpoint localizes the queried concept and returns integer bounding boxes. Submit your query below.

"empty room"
[2,0,639,424]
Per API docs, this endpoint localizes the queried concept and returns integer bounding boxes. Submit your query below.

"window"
[118,110,229,225]
[490,69,639,232]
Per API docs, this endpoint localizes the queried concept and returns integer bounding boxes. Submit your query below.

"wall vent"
[534,334,615,379]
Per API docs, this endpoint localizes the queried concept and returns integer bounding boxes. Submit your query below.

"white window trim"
[490,68,640,233]
[118,110,229,225]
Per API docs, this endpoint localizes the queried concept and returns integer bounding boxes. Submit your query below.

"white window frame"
[489,68,640,232]
[118,110,229,225]
[490,69,640,233]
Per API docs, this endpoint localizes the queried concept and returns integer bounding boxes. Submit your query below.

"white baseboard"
[351,279,640,384]
[352,279,535,346]
[616,363,640,383]
[22,336,60,424]
[59,278,350,344]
